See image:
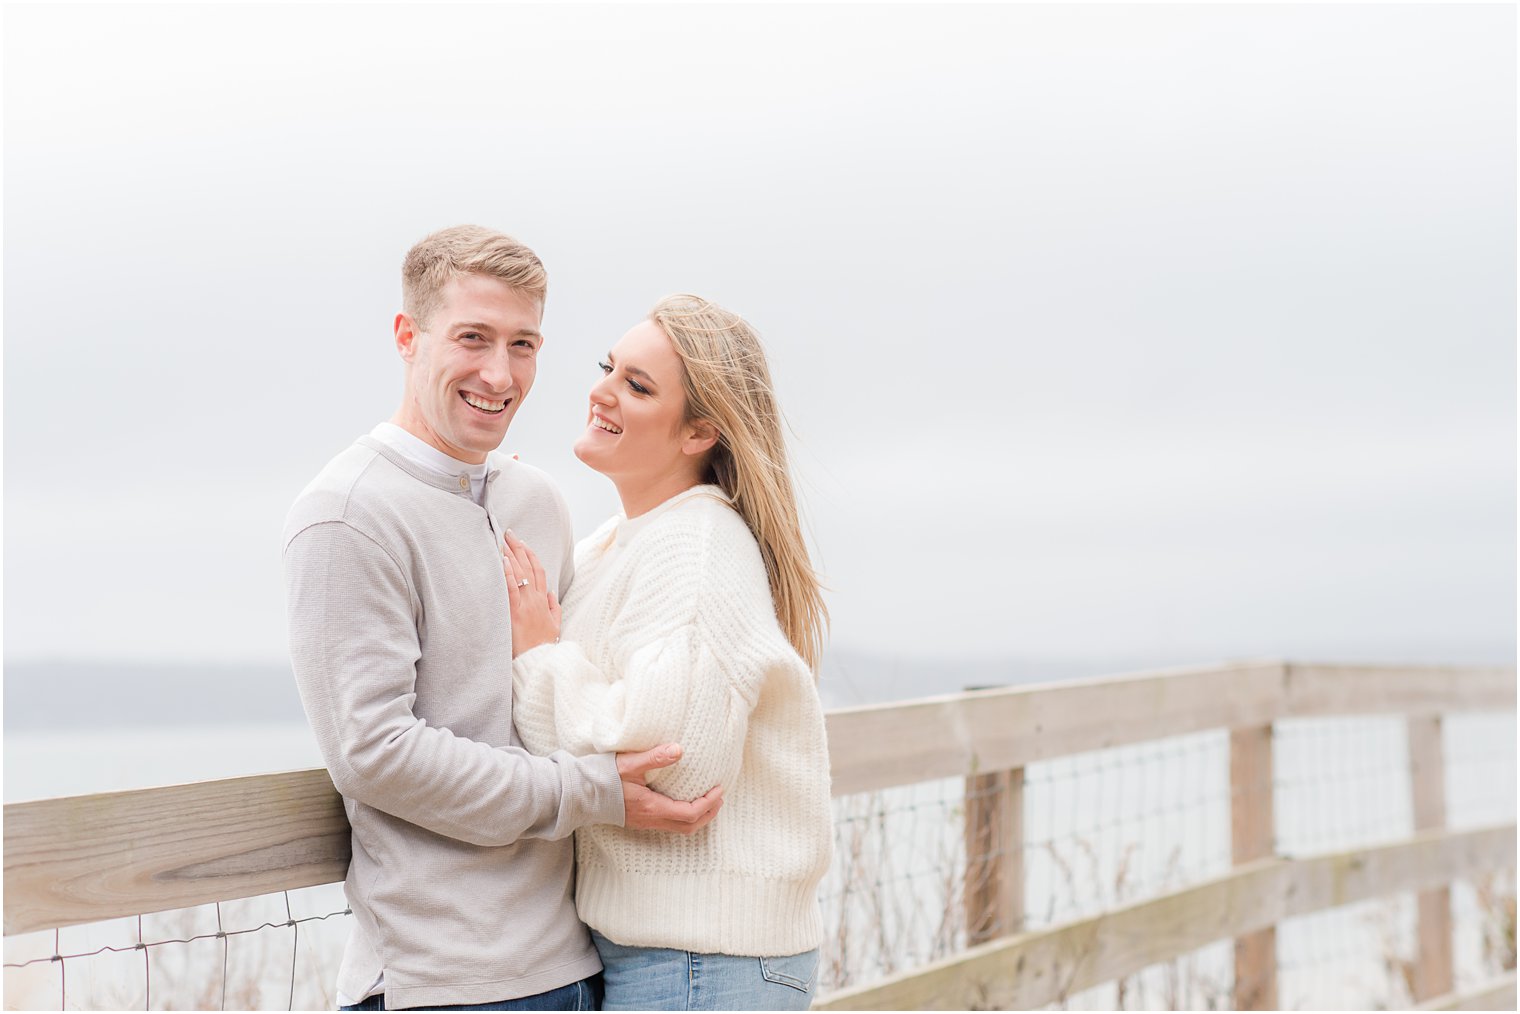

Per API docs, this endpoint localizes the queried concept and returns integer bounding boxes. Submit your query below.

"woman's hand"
[503,530,561,657]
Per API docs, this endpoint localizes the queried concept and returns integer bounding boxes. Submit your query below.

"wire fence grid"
[818,714,1514,1010]
[4,885,351,1011]
[818,731,1237,1008]
[1269,713,1518,1009]
[4,712,1514,1010]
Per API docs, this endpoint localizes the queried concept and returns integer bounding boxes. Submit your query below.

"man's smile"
[461,392,508,415]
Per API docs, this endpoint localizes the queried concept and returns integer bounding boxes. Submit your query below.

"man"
[284,225,722,1011]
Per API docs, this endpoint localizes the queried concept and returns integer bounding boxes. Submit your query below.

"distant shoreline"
[9,649,1512,733]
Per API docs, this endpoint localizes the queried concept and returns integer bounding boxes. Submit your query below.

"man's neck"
[388,408,488,466]
[372,422,491,480]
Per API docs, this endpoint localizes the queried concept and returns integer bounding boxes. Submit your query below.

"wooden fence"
[5,660,1516,1010]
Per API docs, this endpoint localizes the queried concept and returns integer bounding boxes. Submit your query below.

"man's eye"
[460,332,485,342]
[598,360,612,374]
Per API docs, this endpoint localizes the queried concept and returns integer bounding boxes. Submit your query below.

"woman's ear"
[682,419,721,457]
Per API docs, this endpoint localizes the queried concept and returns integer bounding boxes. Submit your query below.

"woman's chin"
[572,438,609,474]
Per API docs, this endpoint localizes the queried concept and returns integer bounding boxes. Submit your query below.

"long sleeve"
[504,489,833,957]
[512,629,750,804]
[285,519,622,846]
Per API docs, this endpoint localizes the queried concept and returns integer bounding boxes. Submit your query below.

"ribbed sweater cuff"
[576,750,626,828]
[576,868,823,957]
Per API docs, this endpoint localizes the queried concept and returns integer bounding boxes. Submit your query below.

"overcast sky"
[4,3,1514,679]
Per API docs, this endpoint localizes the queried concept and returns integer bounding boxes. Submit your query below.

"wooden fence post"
[964,765,1024,946]
[1408,714,1453,1002]
[1231,724,1277,1009]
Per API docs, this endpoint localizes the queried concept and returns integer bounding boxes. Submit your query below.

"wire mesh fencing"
[1024,730,1233,932]
[1443,712,1519,995]
[1029,731,1236,1011]
[819,730,1238,1005]
[1270,712,1517,1010]
[819,711,1515,1010]
[3,884,350,1011]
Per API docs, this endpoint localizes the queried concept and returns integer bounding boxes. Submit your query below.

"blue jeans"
[339,975,601,1011]
[591,931,818,1011]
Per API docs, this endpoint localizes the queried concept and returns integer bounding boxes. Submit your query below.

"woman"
[501,295,833,1011]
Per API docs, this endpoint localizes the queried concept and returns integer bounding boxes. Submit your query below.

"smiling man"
[283,226,723,1012]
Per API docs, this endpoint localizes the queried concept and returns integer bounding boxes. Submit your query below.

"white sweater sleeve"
[512,504,787,804]
[512,628,749,804]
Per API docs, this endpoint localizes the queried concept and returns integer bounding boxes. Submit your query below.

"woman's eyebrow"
[608,353,658,387]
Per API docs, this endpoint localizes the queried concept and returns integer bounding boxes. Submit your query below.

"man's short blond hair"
[402,225,548,328]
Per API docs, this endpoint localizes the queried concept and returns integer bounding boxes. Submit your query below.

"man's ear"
[682,419,721,458]
[395,313,422,363]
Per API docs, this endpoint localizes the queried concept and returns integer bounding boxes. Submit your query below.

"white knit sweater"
[511,486,833,957]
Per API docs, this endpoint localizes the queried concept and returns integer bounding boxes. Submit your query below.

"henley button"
[458,476,470,490]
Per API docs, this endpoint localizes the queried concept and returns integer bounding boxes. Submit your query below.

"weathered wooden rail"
[5,660,1516,1010]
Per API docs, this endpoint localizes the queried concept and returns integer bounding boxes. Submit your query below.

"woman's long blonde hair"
[651,295,829,673]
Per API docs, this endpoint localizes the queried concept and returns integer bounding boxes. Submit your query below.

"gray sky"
[4,3,1515,673]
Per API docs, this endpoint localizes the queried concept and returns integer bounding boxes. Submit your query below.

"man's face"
[394,273,543,464]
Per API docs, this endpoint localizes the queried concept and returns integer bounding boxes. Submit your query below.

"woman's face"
[574,319,706,485]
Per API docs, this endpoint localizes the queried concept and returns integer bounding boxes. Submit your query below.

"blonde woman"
[501,296,832,1011]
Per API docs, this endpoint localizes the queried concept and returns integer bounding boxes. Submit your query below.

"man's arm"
[285,518,624,846]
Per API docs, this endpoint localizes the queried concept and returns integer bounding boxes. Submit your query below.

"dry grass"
[1474,870,1517,974]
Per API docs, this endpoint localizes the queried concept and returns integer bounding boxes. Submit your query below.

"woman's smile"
[572,319,705,518]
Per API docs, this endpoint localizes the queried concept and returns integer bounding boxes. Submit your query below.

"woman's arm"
[501,531,728,832]
[507,502,790,805]
[512,630,750,803]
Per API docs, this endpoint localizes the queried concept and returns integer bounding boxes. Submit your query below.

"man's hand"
[617,744,723,834]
